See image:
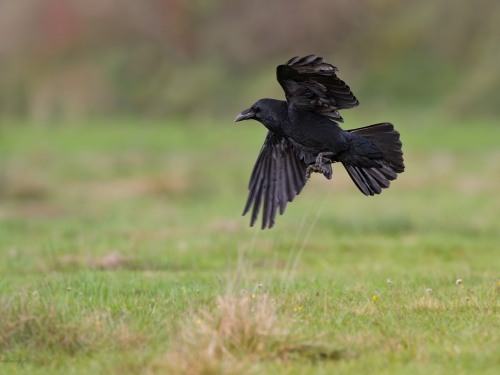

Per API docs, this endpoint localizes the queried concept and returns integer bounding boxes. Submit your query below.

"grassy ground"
[1,111,500,374]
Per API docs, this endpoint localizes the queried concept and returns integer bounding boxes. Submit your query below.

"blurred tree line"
[1,0,499,122]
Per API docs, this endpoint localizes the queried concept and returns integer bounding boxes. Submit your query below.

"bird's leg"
[306,153,333,180]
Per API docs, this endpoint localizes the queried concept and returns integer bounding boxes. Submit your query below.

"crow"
[235,55,404,229]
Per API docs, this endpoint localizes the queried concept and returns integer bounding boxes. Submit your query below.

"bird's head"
[234,100,263,123]
[234,99,287,128]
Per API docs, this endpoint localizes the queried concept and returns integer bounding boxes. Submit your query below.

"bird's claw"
[306,153,333,180]
[306,164,332,180]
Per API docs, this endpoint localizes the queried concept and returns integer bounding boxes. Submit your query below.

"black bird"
[235,55,404,229]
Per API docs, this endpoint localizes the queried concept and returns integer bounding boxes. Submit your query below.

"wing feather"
[277,55,359,122]
[243,132,309,229]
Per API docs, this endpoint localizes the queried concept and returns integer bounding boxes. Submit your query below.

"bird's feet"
[306,153,333,180]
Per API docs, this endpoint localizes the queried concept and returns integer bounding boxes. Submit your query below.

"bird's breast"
[287,136,326,157]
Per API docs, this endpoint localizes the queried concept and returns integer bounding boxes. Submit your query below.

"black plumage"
[235,55,405,229]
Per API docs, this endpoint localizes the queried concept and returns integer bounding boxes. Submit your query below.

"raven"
[235,55,404,229]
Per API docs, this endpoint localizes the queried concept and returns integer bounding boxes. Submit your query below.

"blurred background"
[1,0,499,122]
[1,0,500,275]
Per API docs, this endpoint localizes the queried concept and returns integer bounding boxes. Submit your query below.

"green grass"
[1,112,500,374]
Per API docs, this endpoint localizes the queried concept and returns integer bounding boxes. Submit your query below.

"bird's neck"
[261,117,285,134]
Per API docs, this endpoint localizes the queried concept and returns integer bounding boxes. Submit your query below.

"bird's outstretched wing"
[243,132,312,229]
[276,55,359,122]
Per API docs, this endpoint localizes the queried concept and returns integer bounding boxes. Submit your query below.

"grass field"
[1,111,500,374]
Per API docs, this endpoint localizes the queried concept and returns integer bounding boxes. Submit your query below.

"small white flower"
[456,279,462,286]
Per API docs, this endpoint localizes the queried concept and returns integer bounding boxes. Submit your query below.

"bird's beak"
[234,108,255,122]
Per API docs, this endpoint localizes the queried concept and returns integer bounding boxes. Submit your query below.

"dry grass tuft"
[0,293,147,358]
[161,294,340,375]
[1,294,96,354]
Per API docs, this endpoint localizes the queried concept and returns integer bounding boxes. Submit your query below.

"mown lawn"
[1,112,500,374]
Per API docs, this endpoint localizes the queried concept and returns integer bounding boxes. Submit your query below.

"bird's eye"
[252,106,259,113]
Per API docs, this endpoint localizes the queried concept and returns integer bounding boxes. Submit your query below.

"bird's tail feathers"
[344,123,404,196]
